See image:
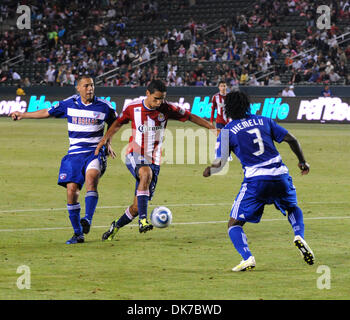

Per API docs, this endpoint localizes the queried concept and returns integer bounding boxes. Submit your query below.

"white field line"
[0,203,224,214]
[0,201,348,214]
[0,216,349,233]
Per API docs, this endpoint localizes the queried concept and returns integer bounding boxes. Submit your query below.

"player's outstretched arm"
[188,113,218,134]
[283,132,310,175]
[95,120,123,156]
[203,159,223,177]
[10,109,50,121]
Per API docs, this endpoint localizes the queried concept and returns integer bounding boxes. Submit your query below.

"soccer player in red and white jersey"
[210,81,229,129]
[210,81,233,161]
[95,80,216,238]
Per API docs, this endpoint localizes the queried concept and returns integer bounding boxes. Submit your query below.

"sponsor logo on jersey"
[137,124,163,133]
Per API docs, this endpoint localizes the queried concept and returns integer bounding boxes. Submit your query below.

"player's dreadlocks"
[224,90,251,120]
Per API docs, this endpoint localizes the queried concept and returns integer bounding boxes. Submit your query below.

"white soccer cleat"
[294,235,315,265]
[232,256,256,272]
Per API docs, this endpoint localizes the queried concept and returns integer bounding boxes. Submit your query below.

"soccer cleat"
[139,218,153,233]
[80,218,91,234]
[66,233,84,244]
[232,256,256,272]
[294,235,315,265]
[102,220,119,241]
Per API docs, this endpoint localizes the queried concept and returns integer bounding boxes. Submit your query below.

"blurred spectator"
[308,68,320,83]
[248,74,260,86]
[290,70,302,84]
[321,85,333,97]
[34,71,45,84]
[329,70,341,82]
[346,74,350,85]
[239,69,249,85]
[23,77,31,87]
[46,65,56,86]
[16,84,25,96]
[282,85,296,97]
[195,76,205,86]
[269,75,282,86]
[12,70,21,82]
[0,68,7,82]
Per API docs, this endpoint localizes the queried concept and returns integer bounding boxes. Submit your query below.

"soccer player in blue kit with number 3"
[203,90,315,271]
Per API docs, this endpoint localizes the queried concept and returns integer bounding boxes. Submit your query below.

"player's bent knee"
[139,174,152,187]
[228,218,245,228]
[66,183,80,203]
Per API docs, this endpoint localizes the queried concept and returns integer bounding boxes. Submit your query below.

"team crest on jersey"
[60,173,67,180]
[158,113,165,122]
[177,107,185,115]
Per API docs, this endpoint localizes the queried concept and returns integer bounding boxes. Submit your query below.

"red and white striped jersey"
[210,93,228,125]
[117,99,191,165]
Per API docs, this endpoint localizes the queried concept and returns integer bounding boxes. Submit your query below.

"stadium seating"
[0,0,349,87]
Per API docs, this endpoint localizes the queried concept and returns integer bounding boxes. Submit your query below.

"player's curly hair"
[224,90,251,120]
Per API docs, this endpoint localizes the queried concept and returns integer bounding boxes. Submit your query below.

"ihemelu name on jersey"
[230,118,264,134]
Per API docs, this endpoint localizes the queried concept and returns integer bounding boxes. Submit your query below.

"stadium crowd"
[1,0,349,88]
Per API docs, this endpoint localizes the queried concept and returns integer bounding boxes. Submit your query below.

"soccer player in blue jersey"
[203,90,315,271]
[10,76,117,244]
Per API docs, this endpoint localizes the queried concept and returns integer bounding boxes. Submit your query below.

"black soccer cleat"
[294,235,315,265]
[66,233,85,245]
[80,218,91,234]
[139,218,153,233]
[102,220,119,241]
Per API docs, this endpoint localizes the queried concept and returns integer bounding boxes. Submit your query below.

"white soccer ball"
[150,206,172,228]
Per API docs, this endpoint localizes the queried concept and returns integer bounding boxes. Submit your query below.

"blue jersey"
[48,95,117,154]
[215,114,289,181]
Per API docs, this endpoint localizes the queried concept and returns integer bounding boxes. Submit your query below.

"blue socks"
[227,206,305,261]
[84,191,98,225]
[287,206,305,238]
[137,190,150,220]
[116,207,135,228]
[228,225,252,260]
[67,203,82,235]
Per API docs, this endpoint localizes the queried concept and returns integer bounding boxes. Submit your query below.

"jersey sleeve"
[47,101,67,118]
[269,118,288,143]
[164,102,191,122]
[214,128,230,160]
[116,105,131,124]
[210,96,217,123]
[105,103,118,127]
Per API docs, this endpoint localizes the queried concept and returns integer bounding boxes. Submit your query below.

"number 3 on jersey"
[247,128,264,156]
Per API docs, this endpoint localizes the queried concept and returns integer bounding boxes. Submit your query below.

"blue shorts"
[58,147,107,189]
[125,152,160,200]
[230,175,298,223]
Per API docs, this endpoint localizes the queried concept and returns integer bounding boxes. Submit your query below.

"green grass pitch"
[0,117,349,300]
